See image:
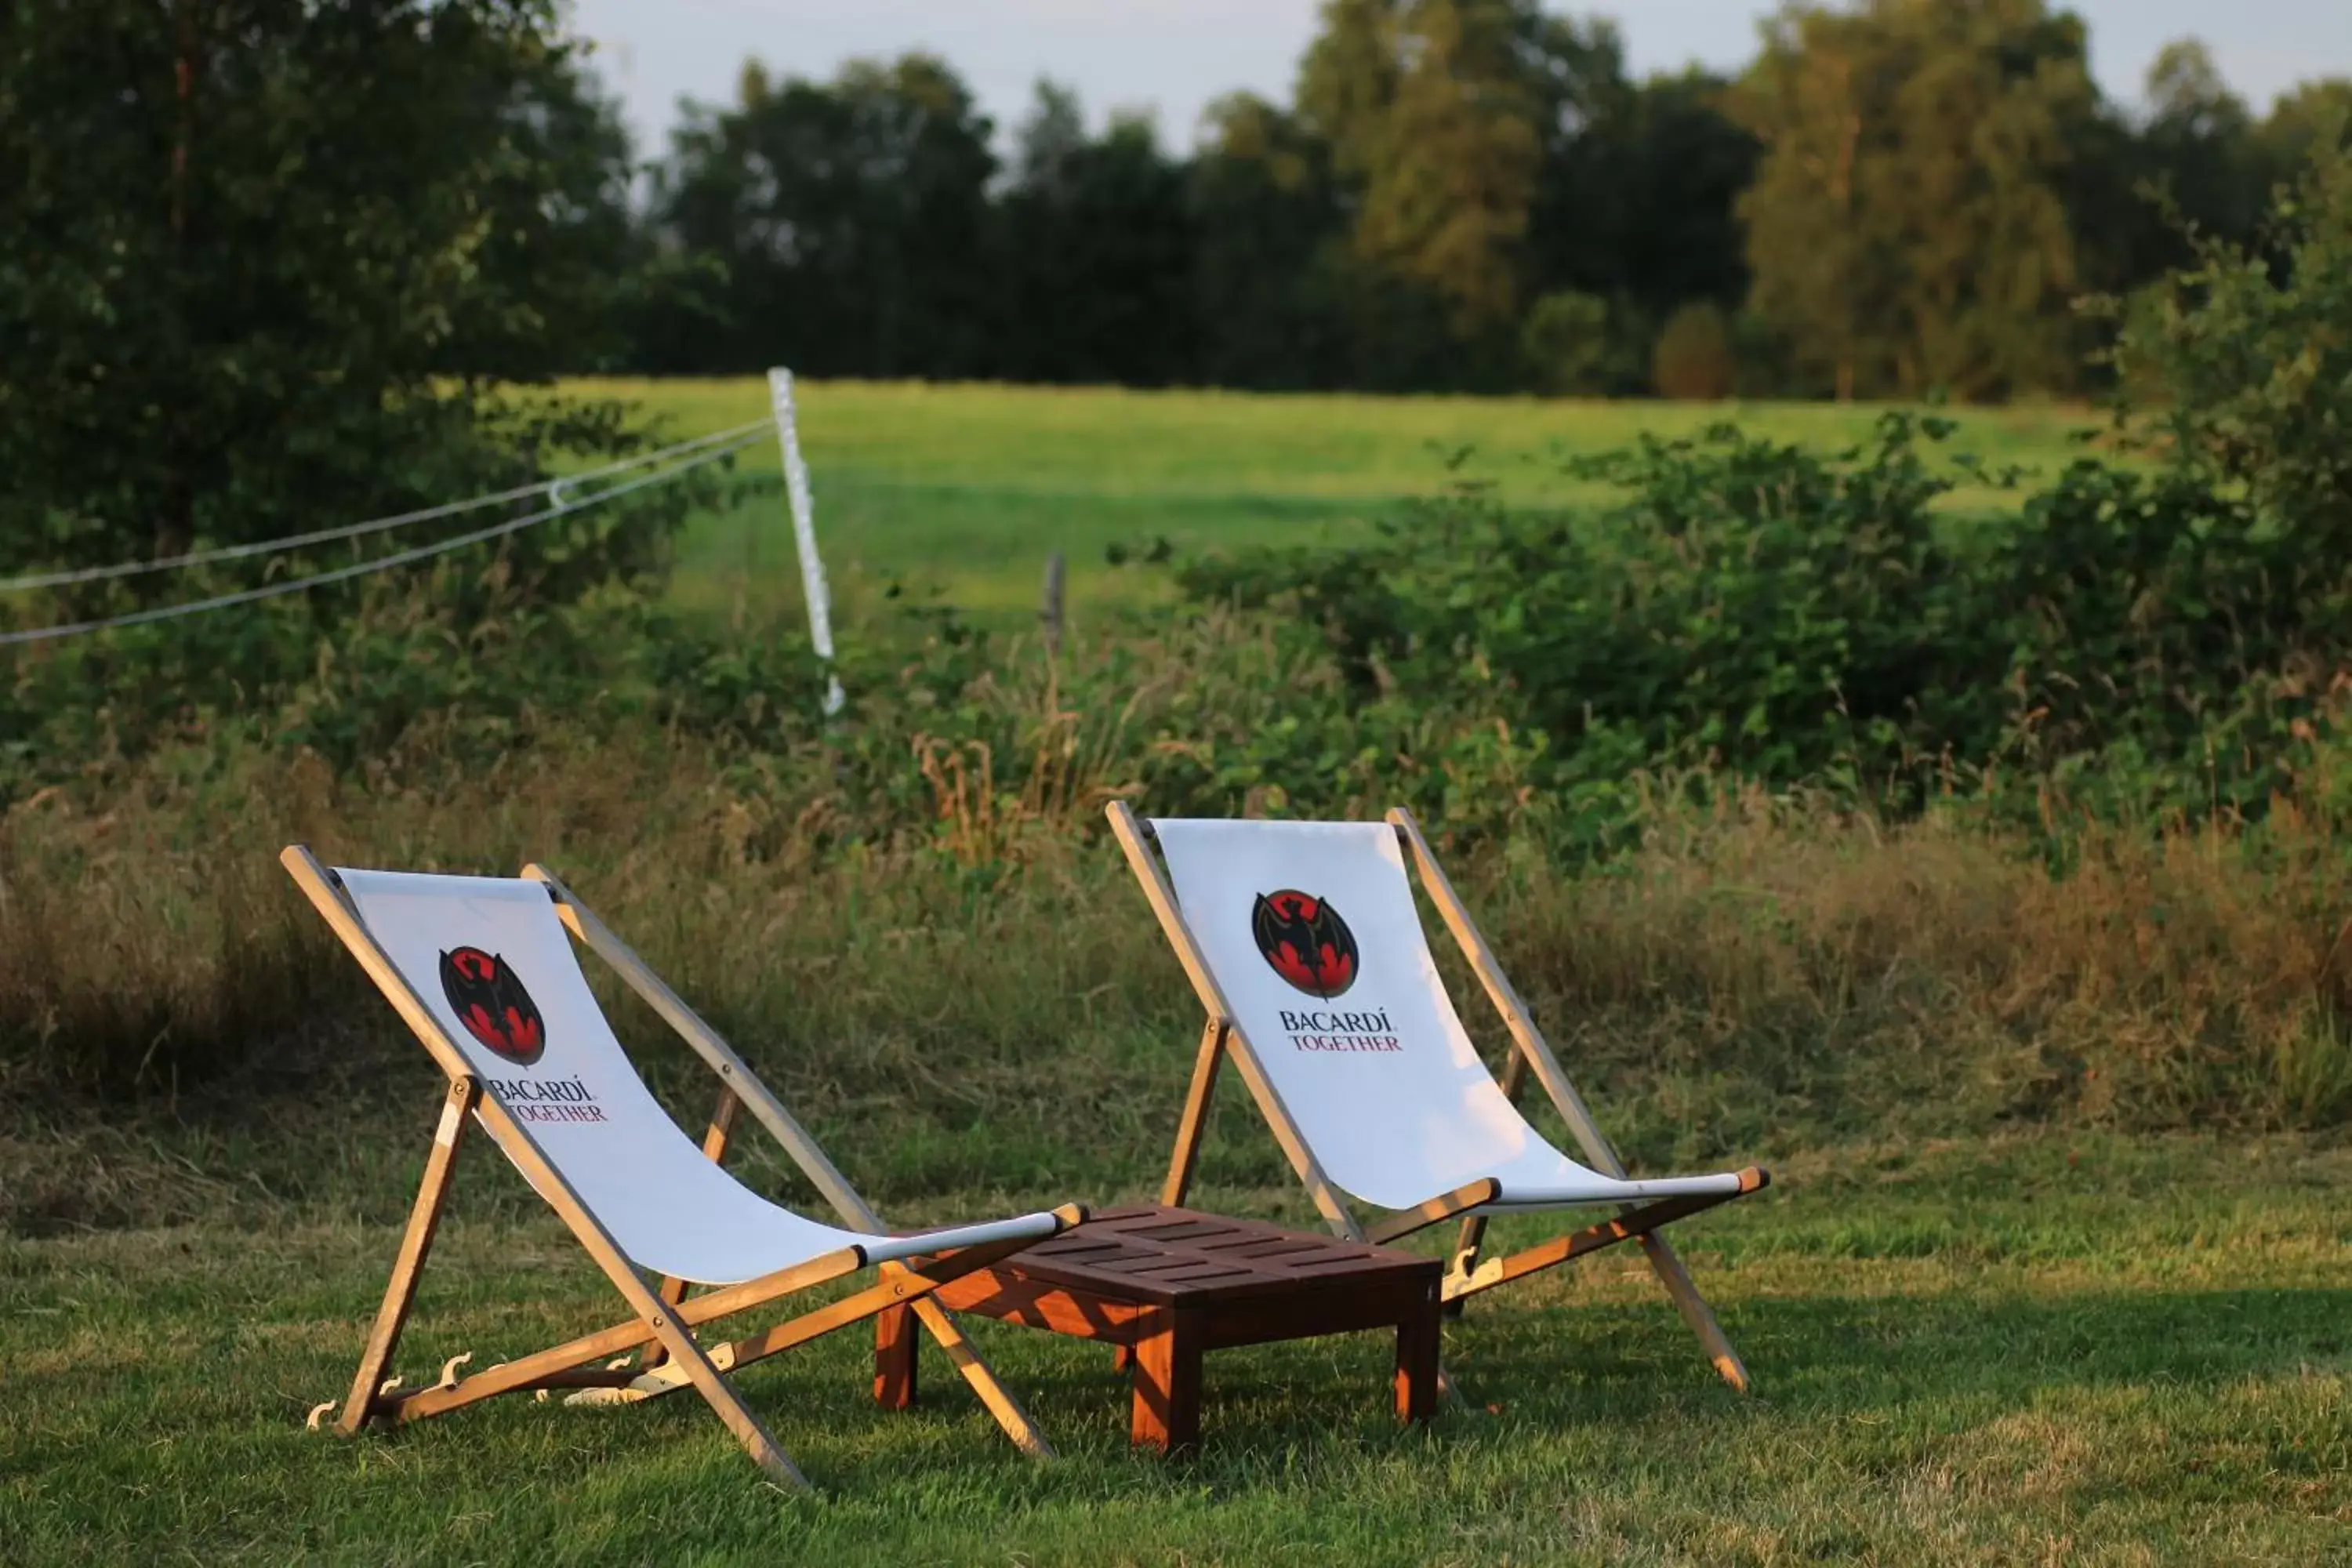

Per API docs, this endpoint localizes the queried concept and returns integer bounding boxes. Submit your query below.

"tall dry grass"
[1472,786,2352,1158]
[5,602,2350,1243]
[6,706,2350,1200]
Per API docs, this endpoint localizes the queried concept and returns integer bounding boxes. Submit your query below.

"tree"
[1297,0,1548,334]
[1014,79,1090,196]
[2063,41,2281,336]
[645,53,997,377]
[1532,64,1759,332]
[456,38,648,379]
[1732,0,2098,400]
[1730,7,1871,398]
[2105,130,2352,554]
[0,0,654,579]
[997,88,1196,385]
[1189,93,1349,389]
[1515,53,1761,394]
[2138,42,2266,250]
[2259,78,2352,177]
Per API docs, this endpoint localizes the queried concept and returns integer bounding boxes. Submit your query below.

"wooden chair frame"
[285,846,1080,1487]
[1107,804,1767,1393]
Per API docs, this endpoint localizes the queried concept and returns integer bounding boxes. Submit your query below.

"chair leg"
[1638,1232,1750,1392]
[1393,808,1762,1390]
[335,1078,475,1436]
[909,1298,1057,1458]
[475,1097,808,1487]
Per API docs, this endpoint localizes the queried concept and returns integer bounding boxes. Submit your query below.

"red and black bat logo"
[438,946,545,1065]
[1252,889,1358,999]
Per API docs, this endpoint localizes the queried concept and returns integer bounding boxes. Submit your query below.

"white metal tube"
[857,1210,1066,1268]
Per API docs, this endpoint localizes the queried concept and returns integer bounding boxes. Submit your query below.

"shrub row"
[1177,414,2348,844]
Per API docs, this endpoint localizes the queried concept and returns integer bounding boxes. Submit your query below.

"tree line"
[5,0,2350,459]
[610,0,2350,400]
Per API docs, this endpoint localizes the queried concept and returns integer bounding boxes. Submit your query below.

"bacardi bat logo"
[438,946,545,1065]
[1252,889,1359,999]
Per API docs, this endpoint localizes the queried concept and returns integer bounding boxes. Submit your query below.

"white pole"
[767,367,845,717]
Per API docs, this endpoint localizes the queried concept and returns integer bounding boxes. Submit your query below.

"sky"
[568,0,2352,158]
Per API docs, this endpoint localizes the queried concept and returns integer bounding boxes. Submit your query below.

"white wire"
[0,428,768,648]
[0,417,775,593]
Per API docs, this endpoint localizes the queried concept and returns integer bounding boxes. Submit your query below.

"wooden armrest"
[1366,1178,1502,1245]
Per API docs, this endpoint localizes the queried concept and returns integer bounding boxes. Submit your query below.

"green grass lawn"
[8,382,2301,1564]
[576,379,2103,622]
[5,1129,2347,1563]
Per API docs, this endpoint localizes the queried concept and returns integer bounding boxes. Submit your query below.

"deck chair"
[282,847,1086,1487]
[1107,805,1769,1391]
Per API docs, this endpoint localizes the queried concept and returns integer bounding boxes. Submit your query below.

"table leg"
[873,1302,918,1409]
[1395,1286,1440,1425]
[1128,1305,1204,1453]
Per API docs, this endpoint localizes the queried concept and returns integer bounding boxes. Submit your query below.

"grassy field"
[5,382,2338,1565]
[585,379,2104,619]
[5,721,2350,1563]
[5,1125,2348,1563]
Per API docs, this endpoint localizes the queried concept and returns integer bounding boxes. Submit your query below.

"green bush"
[1519,289,1617,394]
[1181,416,1972,817]
[1178,410,2352,831]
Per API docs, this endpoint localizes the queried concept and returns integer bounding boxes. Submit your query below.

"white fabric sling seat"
[287,851,1084,1488]
[339,869,1062,1284]
[1111,806,1769,1392]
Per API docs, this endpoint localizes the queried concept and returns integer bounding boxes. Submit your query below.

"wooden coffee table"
[873,1204,1441,1451]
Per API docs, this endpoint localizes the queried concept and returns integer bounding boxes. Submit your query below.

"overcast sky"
[568,0,2352,158]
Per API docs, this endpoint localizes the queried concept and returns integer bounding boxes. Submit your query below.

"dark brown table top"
[975,1203,1439,1308]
